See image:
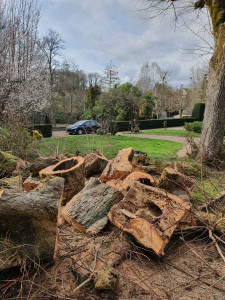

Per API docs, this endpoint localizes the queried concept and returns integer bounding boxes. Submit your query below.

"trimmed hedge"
[31,124,52,138]
[110,118,197,134]
[192,103,205,121]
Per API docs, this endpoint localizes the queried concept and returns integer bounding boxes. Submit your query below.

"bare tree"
[0,0,50,120]
[101,61,121,91]
[138,0,225,158]
[39,29,64,124]
[88,72,101,86]
[137,62,152,94]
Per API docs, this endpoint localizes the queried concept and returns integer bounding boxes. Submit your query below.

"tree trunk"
[200,6,225,158]
[200,51,225,157]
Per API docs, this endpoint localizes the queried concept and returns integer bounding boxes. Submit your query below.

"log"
[0,175,23,191]
[158,167,194,201]
[106,171,156,192]
[0,176,64,270]
[108,181,191,256]
[30,156,59,177]
[84,151,108,177]
[39,156,85,205]
[99,147,134,182]
[61,177,124,234]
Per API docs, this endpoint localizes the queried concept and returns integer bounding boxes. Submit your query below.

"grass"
[32,134,183,160]
[139,129,201,137]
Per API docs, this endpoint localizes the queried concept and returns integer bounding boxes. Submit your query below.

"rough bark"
[200,2,225,157]
[108,181,191,256]
[0,176,64,270]
[61,177,124,234]
[39,156,85,205]
[30,156,59,177]
[84,151,108,177]
[100,147,134,182]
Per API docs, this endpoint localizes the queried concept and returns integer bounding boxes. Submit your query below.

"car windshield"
[72,121,85,126]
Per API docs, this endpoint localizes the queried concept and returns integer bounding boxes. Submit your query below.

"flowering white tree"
[0,0,51,121]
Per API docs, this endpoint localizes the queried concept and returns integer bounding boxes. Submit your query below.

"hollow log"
[39,156,85,205]
[108,181,191,256]
[61,177,124,234]
[99,147,134,183]
[84,151,108,177]
[0,176,64,270]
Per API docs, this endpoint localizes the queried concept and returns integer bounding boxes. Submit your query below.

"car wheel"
[78,129,83,135]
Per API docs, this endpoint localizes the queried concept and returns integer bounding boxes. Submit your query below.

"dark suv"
[66,120,101,135]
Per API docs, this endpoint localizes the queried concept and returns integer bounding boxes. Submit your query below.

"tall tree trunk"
[200,3,225,157]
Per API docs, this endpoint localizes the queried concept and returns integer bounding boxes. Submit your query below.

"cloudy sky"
[37,0,213,88]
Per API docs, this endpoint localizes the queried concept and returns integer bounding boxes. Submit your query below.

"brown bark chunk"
[100,147,134,182]
[108,182,191,256]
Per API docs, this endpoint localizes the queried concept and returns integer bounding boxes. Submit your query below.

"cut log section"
[108,181,191,256]
[39,156,85,205]
[158,167,194,201]
[84,151,108,177]
[61,177,124,234]
[0,176,64,269]
[99,147,134,183]
[106,171,156,193]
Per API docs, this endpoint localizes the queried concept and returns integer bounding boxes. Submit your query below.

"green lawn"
[139,129,201,137]
[33,135,183,160]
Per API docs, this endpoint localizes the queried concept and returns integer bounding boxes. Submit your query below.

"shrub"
[0,123,32,159]
[184,121,202,133]
[31,125,52,138]
[32,130,43,140]
[192,103,205,121]
[97,128,104,135]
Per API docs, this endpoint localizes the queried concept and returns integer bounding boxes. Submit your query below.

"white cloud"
[38,0,212,88]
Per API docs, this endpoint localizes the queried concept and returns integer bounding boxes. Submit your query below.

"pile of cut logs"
[0,147,197,273]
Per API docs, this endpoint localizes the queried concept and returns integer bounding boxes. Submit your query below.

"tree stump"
[108,181,191,256]
[0,176,64,270]
[100,147,134,182]
[39,156,85,205]
[61,177,124,234]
